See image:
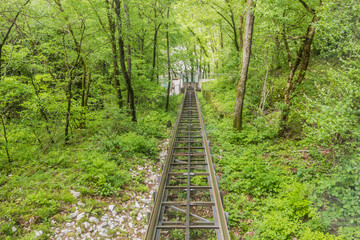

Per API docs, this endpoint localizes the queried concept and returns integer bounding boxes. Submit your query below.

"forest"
[0,0,359,239]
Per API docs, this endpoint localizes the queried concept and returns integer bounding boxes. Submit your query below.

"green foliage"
[200,75,359,239]
[101,132,157,158]
[79,152,130,196]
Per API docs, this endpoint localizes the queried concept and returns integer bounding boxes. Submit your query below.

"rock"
[12,226,17,232]
[76,212,85,221]
[134,201,140,208]
[70,190,81,198]
[77,202,85,207]
[109,222,115,230]
[89,216,99,223]
[98,222,107,229]
[65,222,72,228]
[69,210,79,219]
[61,229,71,235]
[108,205,115,211]
[83,222,90,229]
[136,213,143,221]
[100,214,109,222]
[76,227,82,234]
[129,222,133,228]
[98,229,108,237]
[51,220,56,224]
[35,230,43,237]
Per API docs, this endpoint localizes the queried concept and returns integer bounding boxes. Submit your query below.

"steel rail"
[145,86,230,240]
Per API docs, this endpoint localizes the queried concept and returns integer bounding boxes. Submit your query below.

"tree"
[233,0,255,131]
[0,0,31,79]
[114,0,136,122]
[279,0,322,135]
[165,6,171,111]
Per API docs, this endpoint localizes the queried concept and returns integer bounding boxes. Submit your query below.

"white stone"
[51,220,56,224]
[89,217,99,223]
[108,205,115,211]
[77,202,85,207]
[136,213,143,221]
[76,227,82,234]
[76,212,85,221]
[61,229,71,234]
[99,229,108,237]
[134,201,140,208]
[35,230,43,237]
[83,222,90,229]
[109,222,115,230]
[70,190,81,198]
[12,226,17,232]
[69,210,79,219]
[65,222,72,228]
[129,222,133,228]
[100,214,109,222]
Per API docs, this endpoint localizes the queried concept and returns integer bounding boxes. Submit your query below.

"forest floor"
[45,141,168,240]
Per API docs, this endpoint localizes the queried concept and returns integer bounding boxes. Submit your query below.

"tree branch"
[298,0,315,14]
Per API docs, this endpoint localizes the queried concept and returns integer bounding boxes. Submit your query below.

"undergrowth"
[0,91,181,239]
[199,65,360,239]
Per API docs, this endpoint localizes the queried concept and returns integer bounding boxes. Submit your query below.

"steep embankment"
[199,79,359,240]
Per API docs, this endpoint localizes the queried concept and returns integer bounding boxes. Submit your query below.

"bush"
[79,152,130,196]
[101,132,157,158]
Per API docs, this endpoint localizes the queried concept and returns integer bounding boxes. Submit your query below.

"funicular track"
[146,87,230,240]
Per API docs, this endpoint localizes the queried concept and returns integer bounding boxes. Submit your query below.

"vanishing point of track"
[146,86,230,240]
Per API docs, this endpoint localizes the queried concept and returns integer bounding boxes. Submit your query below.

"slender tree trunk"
[259,47,270,113]
[81,60,86,107]
[151,0,160,82]
[1,115,11,163]
[233,0,255,131]
[84,68,91,107]
[279,0,320,135]
[165,7,171,111]
[114,0,136,122]
[281,15,318,122]
[122,0,132,80]
[220,21,224,49]
[106,0,122,107]
[239,15,244,51]
[65,75,72,144]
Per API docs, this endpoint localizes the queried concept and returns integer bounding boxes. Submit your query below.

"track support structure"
[146,86,230,240]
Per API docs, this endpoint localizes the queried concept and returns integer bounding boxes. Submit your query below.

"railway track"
[146,87,230,240]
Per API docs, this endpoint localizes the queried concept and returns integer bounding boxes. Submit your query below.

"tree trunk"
[151,0,160,82]
[122,0,132,80]
[259,47,270,113]
[165,7,171,111]
[84,68,91,107]
[1,115,11,163]
[220,21,224,49]
[65,75,72,144]
[239,15,244,51]
[233,0,255,131]
[114,0,136,122]
[281,14,318,130]
[81,60,86,107]
[106,0,122,107]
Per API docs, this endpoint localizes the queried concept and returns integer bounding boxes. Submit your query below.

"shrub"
[79,153,130,196]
